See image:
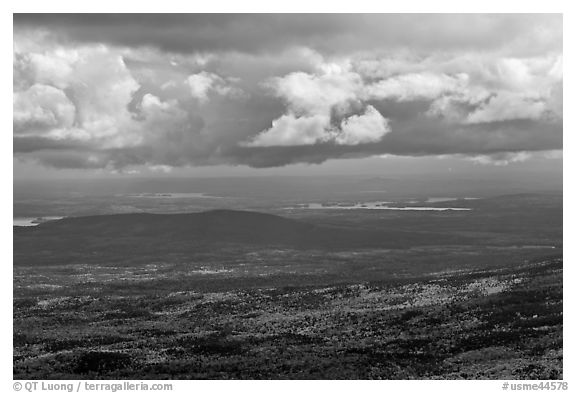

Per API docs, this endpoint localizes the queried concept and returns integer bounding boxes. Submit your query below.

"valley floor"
[13,256,562,379]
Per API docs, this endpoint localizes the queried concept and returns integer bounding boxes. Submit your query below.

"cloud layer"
[13,14,562,170]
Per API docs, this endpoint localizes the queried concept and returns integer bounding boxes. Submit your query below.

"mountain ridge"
[14,209,471,265]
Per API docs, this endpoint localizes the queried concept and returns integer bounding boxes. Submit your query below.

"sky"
[13,14,563,178]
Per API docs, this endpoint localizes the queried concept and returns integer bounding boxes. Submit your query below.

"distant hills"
[20,210,317,244]
[14,209,466,265]
[14,192,562,266]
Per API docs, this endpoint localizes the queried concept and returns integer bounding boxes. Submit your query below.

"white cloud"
[246,62,380,147]
[186,71,244,103]
[246,106,389,147]
[267,64,362,116]
[14,84,76,135]
[186,71,217,102]
[336,106,390,145]
[468,152,533,166]
[12,42,200,159]
[418,55,563,123]
[141,93,172,112]
[14,44,141,147]
[366,72,468,101]
[465,92,547,124]
[245,113,330,147]
[467,56,562,93]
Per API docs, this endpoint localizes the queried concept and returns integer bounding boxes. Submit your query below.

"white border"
[4,4,572,391]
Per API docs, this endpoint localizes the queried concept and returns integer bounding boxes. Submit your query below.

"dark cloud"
[228,117,562,168]
[14,136,93,153]
[16,113,561,170]
[14,14,562,56]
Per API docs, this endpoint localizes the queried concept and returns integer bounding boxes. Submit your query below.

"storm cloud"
[13,14,562,170]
